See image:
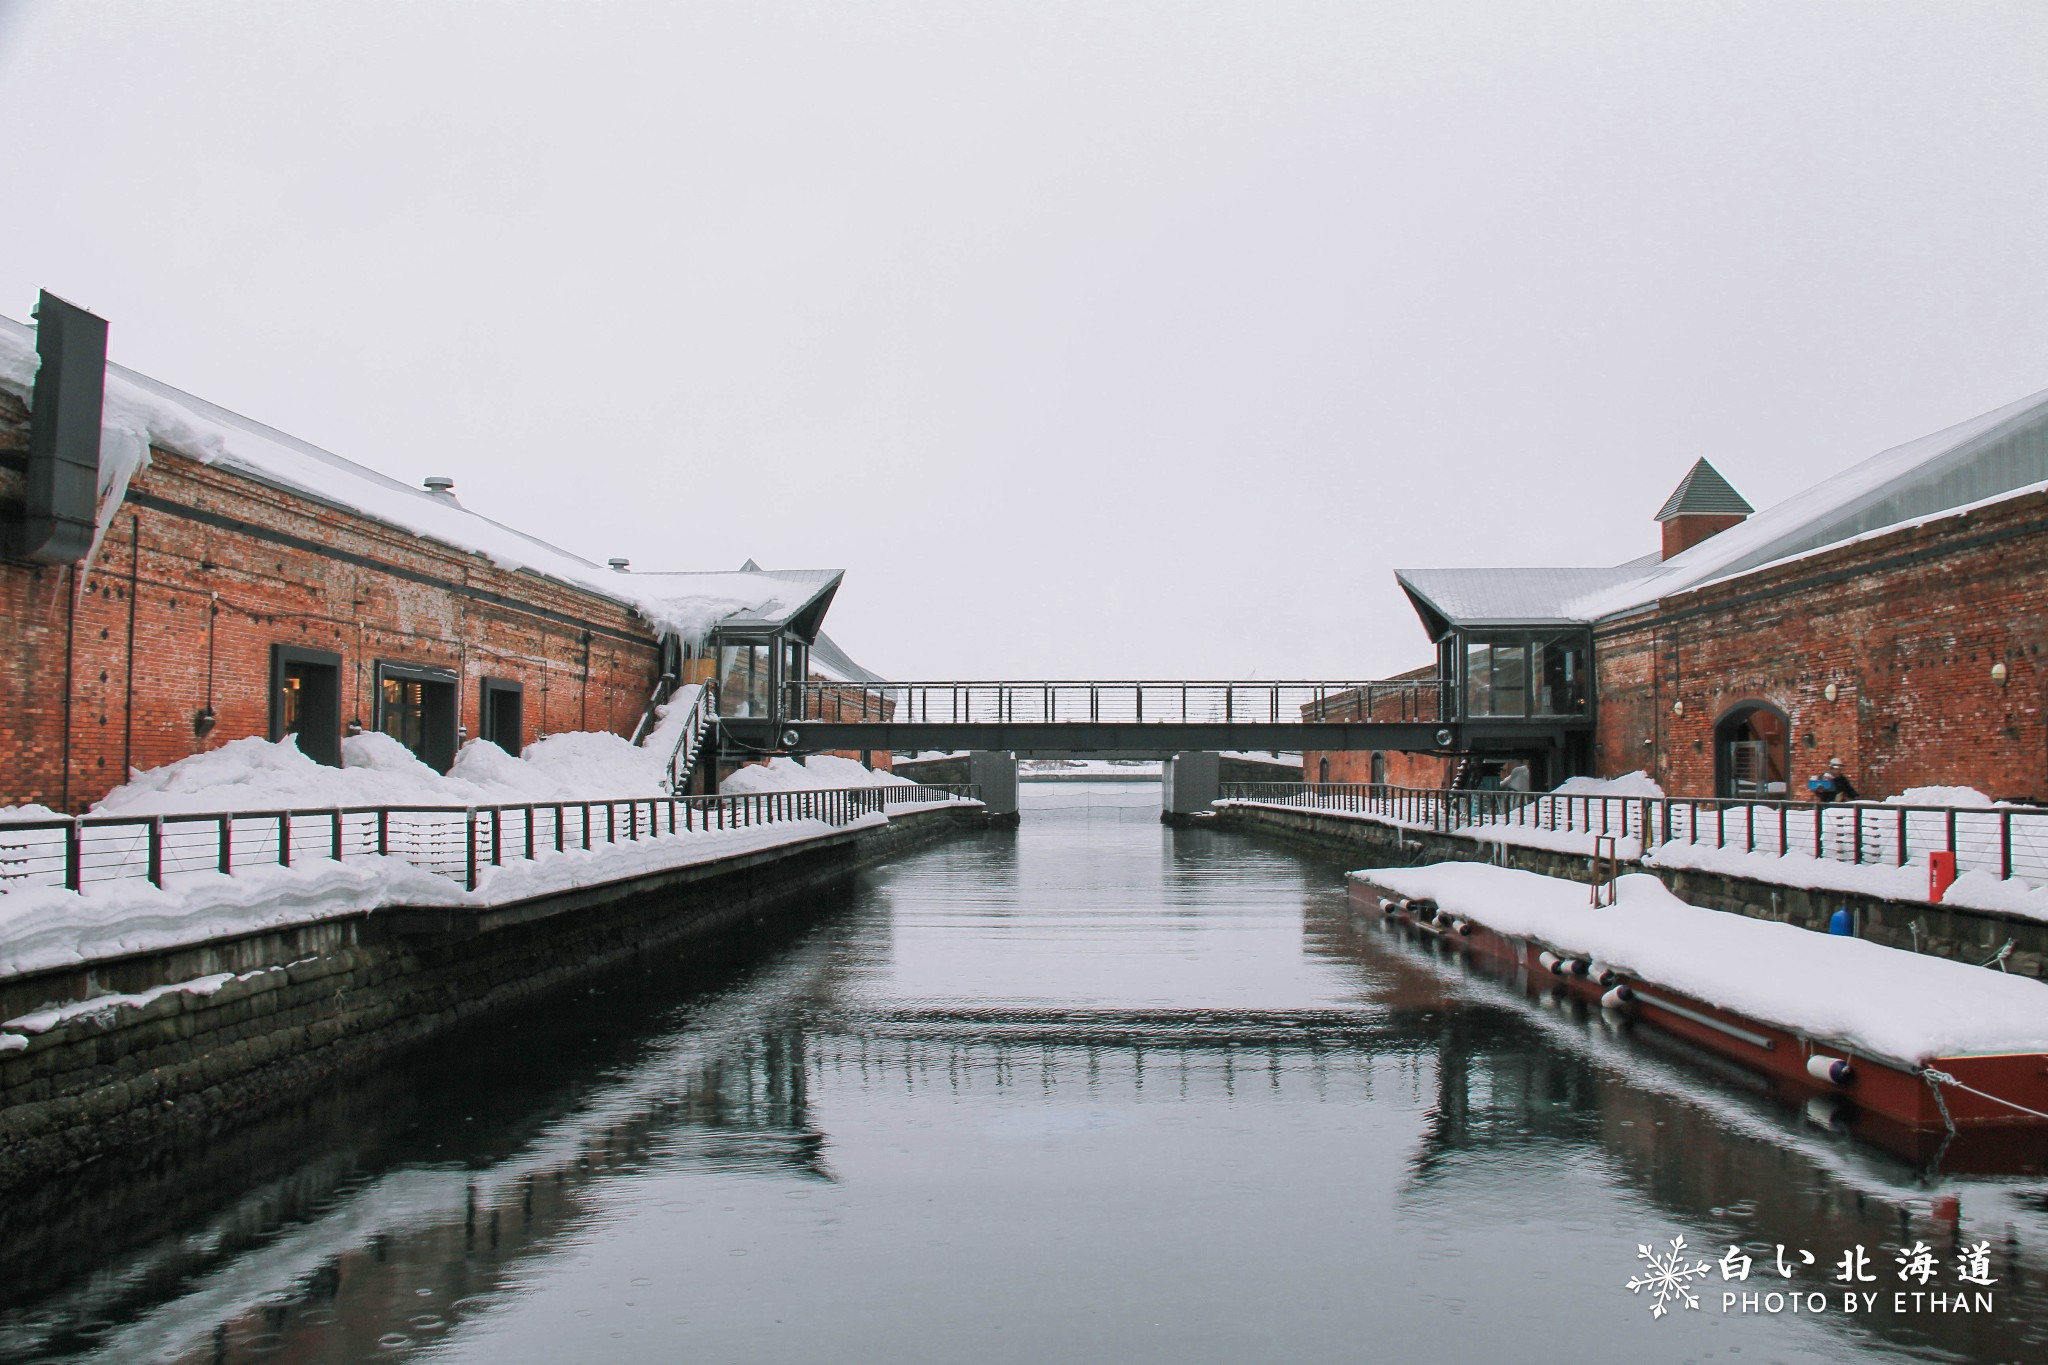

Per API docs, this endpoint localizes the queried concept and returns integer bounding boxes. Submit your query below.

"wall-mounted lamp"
[1992,661,2009,685]
[1823,682,1838,703]
[193,707,217,738]
[1671,700,1684,716]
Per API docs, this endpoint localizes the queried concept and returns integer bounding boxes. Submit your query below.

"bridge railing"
[1218,781,2048,889]
[0,783,981,896]
[787,680,1445,726]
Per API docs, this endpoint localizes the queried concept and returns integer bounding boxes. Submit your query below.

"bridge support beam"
[1161,751,1220,822]
[968,751,1020,825]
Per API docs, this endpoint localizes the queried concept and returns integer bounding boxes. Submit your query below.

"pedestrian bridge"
[720,677,1461,755]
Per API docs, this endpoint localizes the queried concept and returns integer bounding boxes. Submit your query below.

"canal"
[2,782,2043,1363]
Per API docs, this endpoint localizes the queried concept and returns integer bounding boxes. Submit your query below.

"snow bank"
[721,755,916,794]
[1554,771,1665,798]
[1362,862,2048,1064]
[84,722,684,820]
[1888,786,1995,808]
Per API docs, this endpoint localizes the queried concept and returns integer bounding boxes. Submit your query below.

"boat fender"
[1551,957,1579,977]
[1379,898,1399,915]
[1538,951,1560,974]
[1450,918,1472,936]
[1805,1054,1854,1087]
[1601,984,1635,1010]
[1595,967,1621,988]
[1569,958,1592,977]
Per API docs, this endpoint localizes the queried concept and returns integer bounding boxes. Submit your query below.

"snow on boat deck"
[1358,863,2048,1068]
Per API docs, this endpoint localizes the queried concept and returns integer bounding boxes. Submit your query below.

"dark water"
[3,781,2046,1364]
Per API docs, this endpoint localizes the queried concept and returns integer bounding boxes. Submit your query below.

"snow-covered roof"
[0,315,807,646]
[1655,458,1753,520]
[1396,559,1659,635]
[809,630,885,684]
[628,564,843,644]
[1400,383,2048,633]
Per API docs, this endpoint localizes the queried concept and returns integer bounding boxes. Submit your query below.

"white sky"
[1,1,2043,679]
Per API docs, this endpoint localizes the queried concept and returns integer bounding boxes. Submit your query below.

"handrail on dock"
[0,782,980,895]
[1218,781,2048,890]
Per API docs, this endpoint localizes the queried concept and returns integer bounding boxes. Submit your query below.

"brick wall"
[1596,487,2048,802]
[1,398,663,811]
[1302,664,1447,788]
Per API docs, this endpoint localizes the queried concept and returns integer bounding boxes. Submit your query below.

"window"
[715,641,775,718]
[481,678,523,755]
[1465,641,1528,718]
[1460,632,1591,719]
[376,661,459,773]
[270,645,343,766]
[1535,635,1589,716]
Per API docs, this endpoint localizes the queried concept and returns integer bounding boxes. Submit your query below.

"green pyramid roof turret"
[1655,458,1753,521]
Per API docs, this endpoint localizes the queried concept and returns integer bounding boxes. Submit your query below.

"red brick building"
[1,297,869,811]
[1311,386,2048,801]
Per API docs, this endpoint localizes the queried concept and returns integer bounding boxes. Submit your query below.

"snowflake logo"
[1626,1235,1714,1318]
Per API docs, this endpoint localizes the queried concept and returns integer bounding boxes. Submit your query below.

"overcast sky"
[2,1,2044,679]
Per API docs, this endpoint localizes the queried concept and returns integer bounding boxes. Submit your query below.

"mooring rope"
[1922,1067,2048,1123]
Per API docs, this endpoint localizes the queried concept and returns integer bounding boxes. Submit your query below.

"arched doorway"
[1317,756,1330,785]
[1370,752,1388,786]
[1715,702,1789,799]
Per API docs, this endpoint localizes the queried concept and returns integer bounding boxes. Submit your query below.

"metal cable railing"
[1217,782,2048,888]
[787,679,1446,726]
[0,783,980,895]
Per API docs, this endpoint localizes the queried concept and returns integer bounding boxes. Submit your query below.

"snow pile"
[82,715,704,821]
[1554,771,1665,798]
[503,731,665,798]
[91,733,518,815]
[1361,862,2048,1063]
[1888,786,1995,807]
[721,755,917,794]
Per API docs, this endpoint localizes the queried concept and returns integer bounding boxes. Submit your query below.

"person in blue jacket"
[1807,757,1860,803]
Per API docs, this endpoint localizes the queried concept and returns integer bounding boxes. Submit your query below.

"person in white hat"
[1812,756,1859,803]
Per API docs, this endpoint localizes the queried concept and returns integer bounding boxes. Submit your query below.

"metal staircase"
[659,684,717,795]
[629,674,720,796]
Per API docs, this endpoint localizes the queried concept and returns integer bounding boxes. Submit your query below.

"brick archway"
[1713,700,1789,800]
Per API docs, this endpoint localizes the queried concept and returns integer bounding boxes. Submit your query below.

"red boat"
[1349,873,2048,1174]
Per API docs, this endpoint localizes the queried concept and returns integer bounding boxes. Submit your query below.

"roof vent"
[422,475,458,503]
[608,557,631,572]
[1656,458,1752,560]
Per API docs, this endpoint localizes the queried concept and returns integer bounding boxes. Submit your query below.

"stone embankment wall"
[0,807,978,1194]
[1215,803,2048,979]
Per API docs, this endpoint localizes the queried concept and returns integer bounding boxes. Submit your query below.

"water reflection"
[0,782,2041,1363]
